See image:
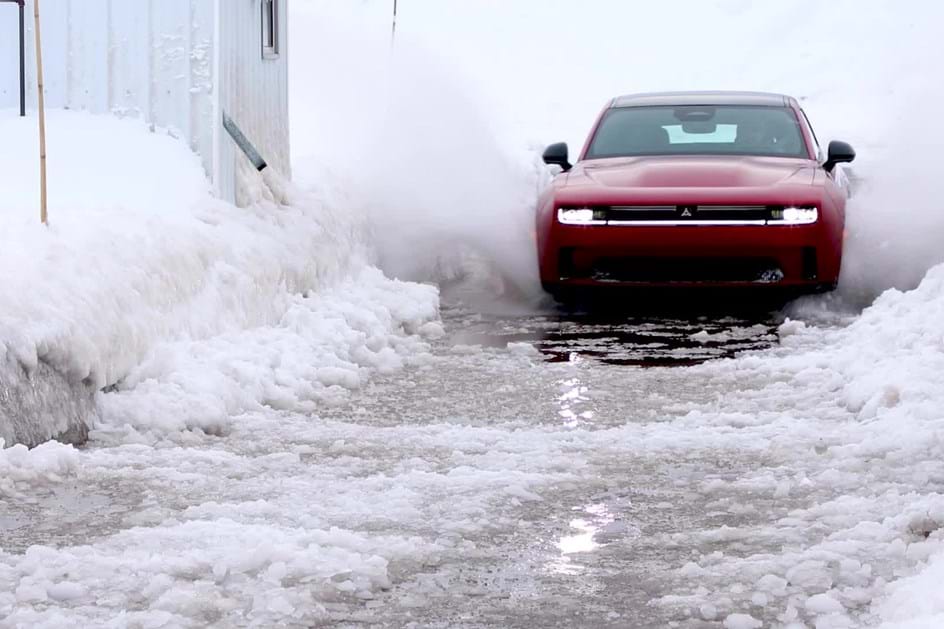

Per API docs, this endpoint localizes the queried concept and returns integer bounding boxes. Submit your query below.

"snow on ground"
[283,0,944,625]
[652,263,944,627]
[95,267,438,444]
[2,0,944,627]
[0,109,440,446]
[0,107,441,622]
[0,441,78,499]
[0,340,587,627]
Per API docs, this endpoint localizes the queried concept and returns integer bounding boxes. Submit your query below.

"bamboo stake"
[34,0,47,225]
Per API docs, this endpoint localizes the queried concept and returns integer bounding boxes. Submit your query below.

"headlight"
[557,208,606,225]
[769,207,818,225]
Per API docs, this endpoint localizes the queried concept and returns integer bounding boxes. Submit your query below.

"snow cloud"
[839,96,944,303]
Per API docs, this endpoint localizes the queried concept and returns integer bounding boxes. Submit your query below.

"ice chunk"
[46,582,87,602]
[806,592,845,615]
[723,613,762,629]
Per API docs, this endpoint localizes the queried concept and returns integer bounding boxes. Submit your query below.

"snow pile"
[97,268,438,443]
[1,520,429,626]
[0,440,78,498]
[0,109,439,446]
[0,353,93,447]
[659,264,944,626]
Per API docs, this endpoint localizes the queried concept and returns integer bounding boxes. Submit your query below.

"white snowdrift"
[0,109,439,446]
[790,266,944,627]
[673,264,944,626]
[96,267,439,443]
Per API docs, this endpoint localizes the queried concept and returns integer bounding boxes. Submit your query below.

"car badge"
[681,208,693,217]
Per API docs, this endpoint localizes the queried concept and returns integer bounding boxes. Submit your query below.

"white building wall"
[0,0,217,179]
[219,0,290,206]
[0,0,289,206]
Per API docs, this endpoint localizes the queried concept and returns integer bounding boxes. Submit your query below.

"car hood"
[570,156,816,189]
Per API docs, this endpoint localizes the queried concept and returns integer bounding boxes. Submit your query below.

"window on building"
[262,0,279,59]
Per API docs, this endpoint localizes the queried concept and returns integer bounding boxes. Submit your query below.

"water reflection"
[551,503,616,575]
[447,307,780,367]
[558,518,600,555]
[557,377,594,427]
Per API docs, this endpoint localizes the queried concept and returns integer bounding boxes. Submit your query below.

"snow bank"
[790,266,944,626]
[96,268,438,443]
[0,109,439,446]
[671,263,944,625]
[0,354,93,447]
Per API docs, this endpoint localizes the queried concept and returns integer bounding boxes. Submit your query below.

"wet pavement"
[2,296,846,628]
[446,306,780,367]
[320,299,804,628]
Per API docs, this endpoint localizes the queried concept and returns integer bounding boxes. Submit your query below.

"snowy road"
[12,295,932,628]
[3,1,943,625]
[321,302,793,628]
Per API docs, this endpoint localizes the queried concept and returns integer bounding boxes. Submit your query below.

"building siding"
[218,0,290,206]
[0,2,20,107]
[0,0,289,206]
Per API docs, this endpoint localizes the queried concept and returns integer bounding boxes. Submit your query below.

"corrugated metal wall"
[0,0,217,179]
[219,0,290,206]
[0,0,289,206]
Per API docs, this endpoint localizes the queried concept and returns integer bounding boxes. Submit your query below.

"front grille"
[597,205,782,224]
[592,257,784,284]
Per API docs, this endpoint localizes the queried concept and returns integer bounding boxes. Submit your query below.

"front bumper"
[539,222,842,289]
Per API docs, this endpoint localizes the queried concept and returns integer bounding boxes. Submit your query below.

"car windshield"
[586,105,808,159]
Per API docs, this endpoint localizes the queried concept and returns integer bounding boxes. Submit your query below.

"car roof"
[611,91,796,108]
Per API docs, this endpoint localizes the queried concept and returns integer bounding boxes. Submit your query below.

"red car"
[537,91,855,300]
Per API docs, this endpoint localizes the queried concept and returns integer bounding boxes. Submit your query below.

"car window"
[586,105,808,159]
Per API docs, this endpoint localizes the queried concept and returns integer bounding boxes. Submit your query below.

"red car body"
[537,91,854,298]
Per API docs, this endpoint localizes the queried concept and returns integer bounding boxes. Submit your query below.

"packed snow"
[652,264,944,626]
[2,0,944,627]
[0,109,440,446]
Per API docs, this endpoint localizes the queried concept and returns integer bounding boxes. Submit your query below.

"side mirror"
[824,140,855,173]
[542,142,572,172]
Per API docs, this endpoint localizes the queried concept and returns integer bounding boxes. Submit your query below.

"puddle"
[549,503,618,575]
[0,482,143,553]
[448,309,780,367]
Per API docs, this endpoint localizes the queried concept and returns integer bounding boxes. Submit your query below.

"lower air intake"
[591,257,784,284]
[802,247,819,280]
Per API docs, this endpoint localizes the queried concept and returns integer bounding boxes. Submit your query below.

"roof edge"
[612,91,795,108]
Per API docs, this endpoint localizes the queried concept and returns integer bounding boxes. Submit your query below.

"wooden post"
[33,0,47,225]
